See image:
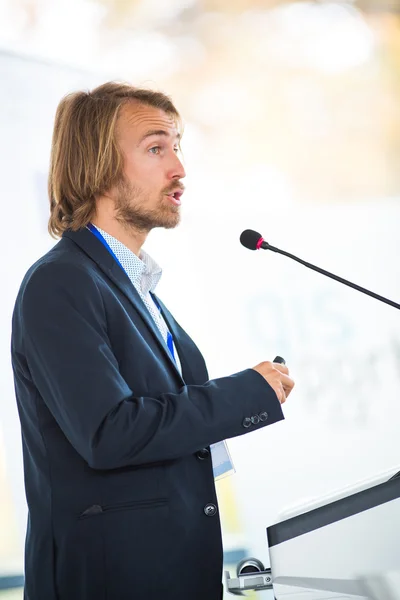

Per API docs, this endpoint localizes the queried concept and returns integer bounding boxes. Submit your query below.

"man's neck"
[91,217,148,257]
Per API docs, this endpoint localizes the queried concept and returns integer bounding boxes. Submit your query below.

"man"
[11,82,294,600]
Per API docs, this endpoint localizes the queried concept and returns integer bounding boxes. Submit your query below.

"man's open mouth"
[166,189,184,205]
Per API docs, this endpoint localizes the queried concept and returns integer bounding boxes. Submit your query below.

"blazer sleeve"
[17,260,284,469]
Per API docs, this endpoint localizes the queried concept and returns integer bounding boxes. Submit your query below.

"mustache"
[163,183,185,194]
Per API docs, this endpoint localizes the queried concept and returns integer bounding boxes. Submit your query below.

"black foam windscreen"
[239,229,263,250]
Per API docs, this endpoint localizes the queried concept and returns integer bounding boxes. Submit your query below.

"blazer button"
[196,448,210,460]
[204,503,217,517]
[259,412,269,422]
[242,417,252,428]
[251,415,260,425]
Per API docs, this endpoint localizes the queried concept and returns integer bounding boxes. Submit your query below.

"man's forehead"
[119,102,178,138]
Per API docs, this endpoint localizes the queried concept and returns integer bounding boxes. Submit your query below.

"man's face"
[112,101,186,232]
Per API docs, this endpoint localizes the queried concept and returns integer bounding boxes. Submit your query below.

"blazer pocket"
[78,498,168,519]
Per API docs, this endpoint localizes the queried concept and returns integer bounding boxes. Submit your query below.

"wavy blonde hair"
[48,82,181,238]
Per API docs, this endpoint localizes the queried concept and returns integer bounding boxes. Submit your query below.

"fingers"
[264,371,294,405]
[258,360,289,375]
[272,362,289,375]
[273,379,294,405]
[275,385,286,405]
[280,372,295,397]
[251,360,295,405]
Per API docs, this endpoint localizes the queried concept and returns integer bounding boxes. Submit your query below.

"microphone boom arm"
[264,243,400,311]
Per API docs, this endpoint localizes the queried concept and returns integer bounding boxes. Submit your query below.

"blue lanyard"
[86,223,125,272]
[152,296,175,361]
[86,223,176,362]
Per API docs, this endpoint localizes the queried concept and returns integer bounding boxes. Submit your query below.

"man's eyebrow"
[138,129,181,145]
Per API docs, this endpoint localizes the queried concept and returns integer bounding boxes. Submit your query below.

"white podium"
[266,468,400,599]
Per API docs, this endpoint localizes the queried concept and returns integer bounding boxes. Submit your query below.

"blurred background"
[1,0,400,598]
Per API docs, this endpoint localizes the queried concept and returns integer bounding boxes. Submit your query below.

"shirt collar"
[92,224,162,295]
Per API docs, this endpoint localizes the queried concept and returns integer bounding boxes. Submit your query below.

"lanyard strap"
[151,296,175,361]
[86,223,125,272]
[86,223,176,362]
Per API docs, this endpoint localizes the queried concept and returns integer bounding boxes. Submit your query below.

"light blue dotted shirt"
[92,224,182,375]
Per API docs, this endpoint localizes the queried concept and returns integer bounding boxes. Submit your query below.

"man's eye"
[149,146,161,154]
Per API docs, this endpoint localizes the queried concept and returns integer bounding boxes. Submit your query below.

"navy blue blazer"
[11,227,284,600]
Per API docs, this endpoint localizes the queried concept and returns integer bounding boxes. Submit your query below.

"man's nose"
[169,154,186,180]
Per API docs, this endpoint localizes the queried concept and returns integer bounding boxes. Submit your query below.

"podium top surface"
[267,469,400,548]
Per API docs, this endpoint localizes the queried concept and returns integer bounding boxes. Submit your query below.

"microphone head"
[240,229,264,251]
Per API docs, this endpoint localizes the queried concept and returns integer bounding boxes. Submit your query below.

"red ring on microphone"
[256,237,264,250]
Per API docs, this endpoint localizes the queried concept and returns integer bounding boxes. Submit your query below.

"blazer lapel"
[152,294,209,385]
[62,229,183,381]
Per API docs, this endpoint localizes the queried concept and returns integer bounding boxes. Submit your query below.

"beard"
[114,178,181,233]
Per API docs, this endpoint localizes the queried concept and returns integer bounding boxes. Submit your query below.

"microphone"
[240,229,400,311]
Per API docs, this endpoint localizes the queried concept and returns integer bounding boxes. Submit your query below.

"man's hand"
[252,361,295,404]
